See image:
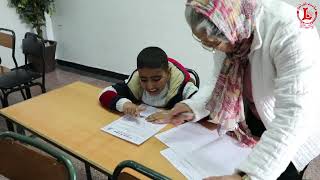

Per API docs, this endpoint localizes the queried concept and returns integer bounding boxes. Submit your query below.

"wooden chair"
[0,132,76,180]
[112,160,171,180]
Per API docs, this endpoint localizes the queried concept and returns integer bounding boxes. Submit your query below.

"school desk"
[0,81,184,179]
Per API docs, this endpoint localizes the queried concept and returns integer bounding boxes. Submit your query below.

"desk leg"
[16,125,26,135]
[2,93,14,131]
[5,120,14,132]
[85,163,92,180]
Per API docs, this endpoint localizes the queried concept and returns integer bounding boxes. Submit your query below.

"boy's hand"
[123,102,145,117]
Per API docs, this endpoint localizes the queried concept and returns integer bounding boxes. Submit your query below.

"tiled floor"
[0,65,319,180]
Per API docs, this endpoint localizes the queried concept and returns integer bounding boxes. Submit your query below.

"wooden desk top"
[0,81,184,179]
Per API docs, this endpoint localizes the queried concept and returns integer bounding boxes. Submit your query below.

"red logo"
[297,2,318,28]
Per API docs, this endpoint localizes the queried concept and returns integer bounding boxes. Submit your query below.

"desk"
[0,81,184,179]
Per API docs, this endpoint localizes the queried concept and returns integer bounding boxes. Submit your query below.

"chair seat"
[0,69,41,89]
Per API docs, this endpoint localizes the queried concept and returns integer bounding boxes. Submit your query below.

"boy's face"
[138,67,170,96]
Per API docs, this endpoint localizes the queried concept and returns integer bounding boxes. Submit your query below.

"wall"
[51,0,213,83]
[50,0,320,84]
[2,0,320,84]
[0,0,31,68]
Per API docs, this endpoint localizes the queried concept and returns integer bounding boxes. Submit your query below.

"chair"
[112,160,171,180]
[186,68,200,88]
[0,29,46,131]
[0,131,76,180]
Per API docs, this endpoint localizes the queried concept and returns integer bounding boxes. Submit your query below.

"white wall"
[51,0,213,83]
[50,0,320,84]
[0,0,31,68]
[2,0,320,84]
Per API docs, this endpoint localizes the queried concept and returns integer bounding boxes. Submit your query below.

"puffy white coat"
[183,0,320,179]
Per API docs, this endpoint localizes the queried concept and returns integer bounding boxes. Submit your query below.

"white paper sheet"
[158,123,252,179]
[185,136,252,177]
[138,104,161,117]
[161,148,203,180]
[101,105,166,145]
[156,122,219,154]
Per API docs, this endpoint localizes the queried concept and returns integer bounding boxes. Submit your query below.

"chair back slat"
[0,32,13,49]
[0,132,76,180]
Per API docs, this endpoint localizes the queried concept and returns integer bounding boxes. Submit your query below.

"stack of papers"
[156,123,252,179]
[101,105,166,145]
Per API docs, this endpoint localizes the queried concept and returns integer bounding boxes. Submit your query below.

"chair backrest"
[22,32,45,73]
[0,28,18,68]
[112,160,171,180]
[22,32,46,83]
[0,132,76,180]
[186,68,200,88]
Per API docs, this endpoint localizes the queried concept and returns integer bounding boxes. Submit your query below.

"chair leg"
[25,87,32,99]
[20,87,27,100]
[40,84,46,93]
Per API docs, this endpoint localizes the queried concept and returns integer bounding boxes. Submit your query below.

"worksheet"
[157,123,252,179]
[101,105,166,145]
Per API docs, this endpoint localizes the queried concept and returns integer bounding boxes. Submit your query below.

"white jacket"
[183,0,320,179]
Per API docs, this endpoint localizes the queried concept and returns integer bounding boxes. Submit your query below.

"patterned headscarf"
[186,0,261,147]
[186,0,259,44]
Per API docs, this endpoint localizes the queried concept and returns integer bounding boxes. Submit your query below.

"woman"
[160,0,320,179]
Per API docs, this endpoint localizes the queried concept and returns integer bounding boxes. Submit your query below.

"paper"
[161,148,203,180]
[156,122,219,154]
[101,105,165,145]
[184,136,251,177]
[158,123,252,179]
[138,104,160,117]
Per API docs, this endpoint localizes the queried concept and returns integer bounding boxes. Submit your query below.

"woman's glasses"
[192,33,224,53]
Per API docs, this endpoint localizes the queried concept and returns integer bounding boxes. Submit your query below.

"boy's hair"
[137,47,169,70]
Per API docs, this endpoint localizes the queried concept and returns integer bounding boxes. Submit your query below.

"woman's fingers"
[146,111,170,122]
[171,112,194,125]
[152,118,172,124]
[163,103,194,124]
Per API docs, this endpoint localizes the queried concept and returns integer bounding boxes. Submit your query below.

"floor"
[0,65,319,180]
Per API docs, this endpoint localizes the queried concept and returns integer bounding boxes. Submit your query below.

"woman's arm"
[238,25,320,180]
[182,52,225,121]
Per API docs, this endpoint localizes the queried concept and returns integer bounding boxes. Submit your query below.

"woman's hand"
[203,175,242,180]
[146,110,170,123]
[169,103,194,125]
[146,103,194,125]
[123,102,145,117]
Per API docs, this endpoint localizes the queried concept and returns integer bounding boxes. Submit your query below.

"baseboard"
[56,59,129,81]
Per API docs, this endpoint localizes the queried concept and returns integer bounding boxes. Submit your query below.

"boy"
[99,46,198,116]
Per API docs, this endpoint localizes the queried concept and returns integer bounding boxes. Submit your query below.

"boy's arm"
[182,81,198,99]
[99,83,132,112]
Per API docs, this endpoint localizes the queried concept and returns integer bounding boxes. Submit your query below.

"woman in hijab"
[157,0,320,179]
